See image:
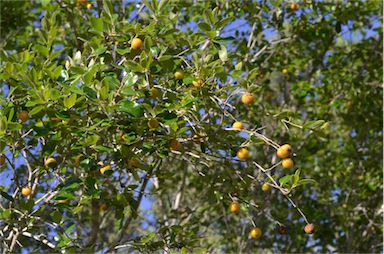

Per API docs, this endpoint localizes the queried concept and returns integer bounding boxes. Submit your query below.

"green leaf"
[64,94,77,109]
[29,105,44,115]
[90,17,103,32]
[198,22,211,32]
[215,17,233,30]
[218,45,228,62]
[303,120,325,129]
[296,179,317,186]
[0,191,13,202]
[279,175,292,186]
[118,100,144,117]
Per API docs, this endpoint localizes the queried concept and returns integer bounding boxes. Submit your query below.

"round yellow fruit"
[262,183,271,192]
[276,144,292,159]
[86,3,93,10]
[150,87,161,99]
[45,157,57,168]
[237,148,249,160]
[148,118,159,129]
[304,223,315,234]
[282,68,288,75]
[282,158,294,169]
[232,121,244,130]
[174,70,185,80]
[290,2,299,11]
[170,139,181,151]
[192,79,203,88]
[21,187,32,197]
[250,227,262,239]
[19,111,29,122]
[131,37,143,50]
[241,93,255,105]
[0,154,6,166]
[229,201,240,214]
[100,165,112,174]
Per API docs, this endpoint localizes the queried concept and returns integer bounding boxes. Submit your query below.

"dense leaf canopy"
[0,0,382,253]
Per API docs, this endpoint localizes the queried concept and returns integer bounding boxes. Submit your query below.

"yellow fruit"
[282,158,294,169]
[19,111,29,122]
[127,159,139,168]
[232,121,244,130]
[0,154,6,166]
[262,183,271,192]
[100,165,112,174]
[21,187,32,197]
[304,223,315,234]
[174,70,185,80]
[170,139,181,151]
[86,3,93,9]
[241,93,255,105]
[131,37,143,50]
[75,154,82,167]
[57,198,70,204]
[250,227,262,239]
[282,68,288,75]
[229,201,240,214]
[192,79,204,88]
[290,2,299,11]
[237,148,249,160]
[276,144,292,159]
[147,118,159,129]
[150,87,161,99]
[45,157,57,168]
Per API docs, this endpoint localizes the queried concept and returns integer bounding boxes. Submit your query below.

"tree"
[0,0,382,253]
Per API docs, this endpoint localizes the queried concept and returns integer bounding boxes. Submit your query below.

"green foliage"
[0,0,382,253]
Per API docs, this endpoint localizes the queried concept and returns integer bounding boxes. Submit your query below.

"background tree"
[0,0,382,253]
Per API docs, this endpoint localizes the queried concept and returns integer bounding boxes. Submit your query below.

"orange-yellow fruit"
[232,121,244,130]
[290,2,299,11]
[276,144,292,159]
[237,148,249,160]
[170,139,181,151]
[127,159,139,168]
[282,68,288,75]
[282,158,294,169]
[100,165,112,174]
[57,198,70,204]
[148,118,159,129]
[19,111,29,122]
[346,100,353,109]
[262,183,271,192]
[174,70,185,80]
[241,93,255,105]
[192,79,203,88]
[150,87,161,99]
[229,201,240,214]
[21,187,32,197]
[250,227,262,239]
[0,155,6,166]
[86,3,93,9]
[131,37,143,50]
[304,223,315,234]
[45,157,57,168]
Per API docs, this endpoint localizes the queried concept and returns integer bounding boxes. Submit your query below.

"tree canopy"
[0,0,382,253]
